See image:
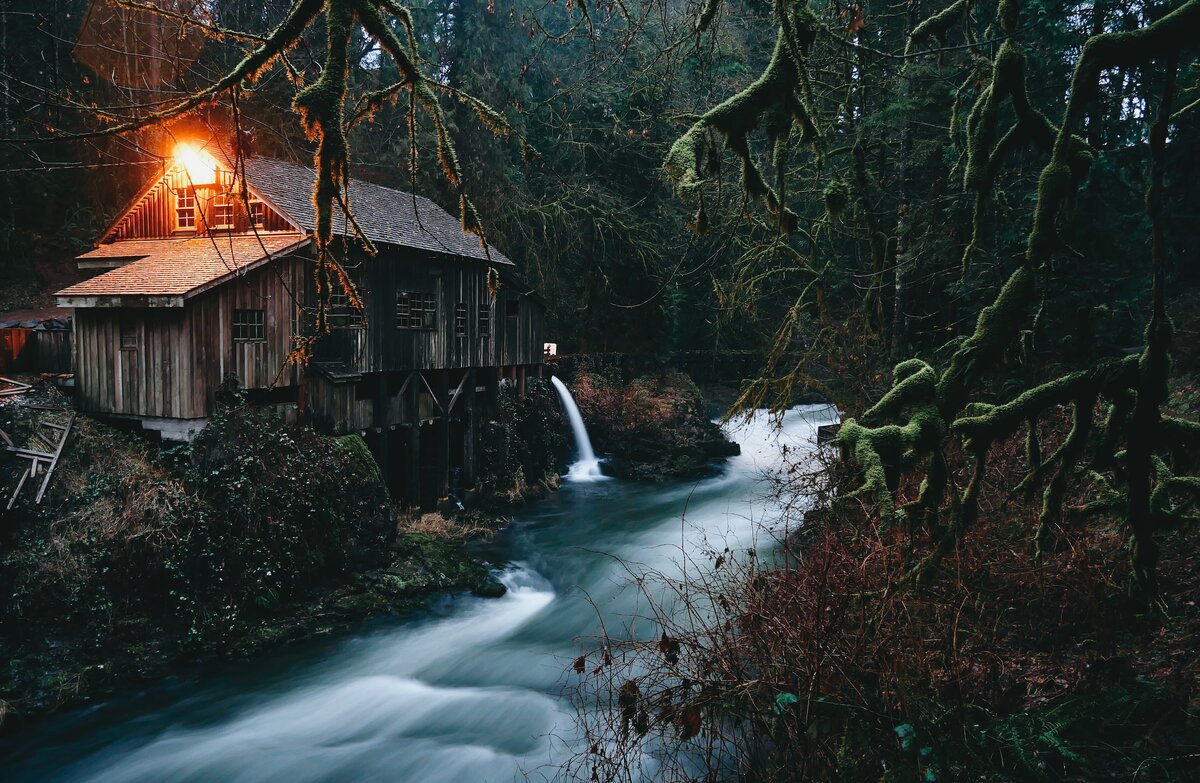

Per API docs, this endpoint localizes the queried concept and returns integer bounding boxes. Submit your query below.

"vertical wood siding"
[312,248,544,373]
[74,257,304,418]
[109,168,292,240]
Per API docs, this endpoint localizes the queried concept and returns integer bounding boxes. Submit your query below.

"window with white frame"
[176,188,196,230]
[454,303,468,338]
[478,302,491,338]
[249,198,265,226]
[212,192,235,230]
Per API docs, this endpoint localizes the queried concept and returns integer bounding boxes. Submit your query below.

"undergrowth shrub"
[0,405,390,653]
[570,407,1200,782]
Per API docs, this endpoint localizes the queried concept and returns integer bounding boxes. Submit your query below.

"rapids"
[0,404,838,782]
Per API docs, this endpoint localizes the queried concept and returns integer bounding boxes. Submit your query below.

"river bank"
[0,402,834,781]
[0,369,736,732]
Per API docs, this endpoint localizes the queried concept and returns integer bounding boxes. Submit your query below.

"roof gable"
[93,148,511,266]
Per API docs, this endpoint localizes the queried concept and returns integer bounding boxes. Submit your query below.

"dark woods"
[2,0,1200,780]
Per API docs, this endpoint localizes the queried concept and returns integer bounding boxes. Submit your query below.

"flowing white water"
[549,376,604,481]
[0,404,840,783]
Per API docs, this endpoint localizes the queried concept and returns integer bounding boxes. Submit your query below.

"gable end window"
[176,188,196,230]
[478,302,491,338]
[233,309,266,342]
[249,198,265,227]
[454,303,468,338]
[506,299,520,318]
[212,192,235,230]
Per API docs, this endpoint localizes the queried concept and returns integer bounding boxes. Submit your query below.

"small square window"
[329,282,364,328]
[454,303,467,338]
[249,199,265,226]
[478,302,491,338]
[233,309,265,342]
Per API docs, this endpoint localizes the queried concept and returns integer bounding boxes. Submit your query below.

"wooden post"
[436,369,450,501]
[373,372,390,492]
[406,371,420,507]
[465,368,477,486]
[517,365,526,399]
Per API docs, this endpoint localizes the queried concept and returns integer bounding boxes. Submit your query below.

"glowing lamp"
[173,142,218,186]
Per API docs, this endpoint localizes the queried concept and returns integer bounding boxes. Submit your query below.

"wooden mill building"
[55,141,545,507]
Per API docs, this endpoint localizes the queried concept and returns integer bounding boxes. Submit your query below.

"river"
[0,404,837,782]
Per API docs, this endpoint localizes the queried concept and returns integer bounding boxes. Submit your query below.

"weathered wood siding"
[74,307,195,418]
[73,257,304,418]
[187,255,304,402]
[312,247,544,372]
[108,168,293,240]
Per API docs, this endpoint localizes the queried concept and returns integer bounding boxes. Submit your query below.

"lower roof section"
[57,233,310,308]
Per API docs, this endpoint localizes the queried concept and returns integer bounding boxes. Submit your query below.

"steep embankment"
[0,394,513,728]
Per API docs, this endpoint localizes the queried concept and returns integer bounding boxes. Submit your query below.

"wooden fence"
[0,327,72,374]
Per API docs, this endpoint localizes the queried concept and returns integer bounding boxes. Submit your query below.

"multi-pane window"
[232,309,266,342]
[396,290,436,329]
[478,302,491,338]
[176,188,196,230]
[396,291,411,327]
[329,281,364,328]
[212,192,235,229]
[249,198,265,227]
[454,303,468,338]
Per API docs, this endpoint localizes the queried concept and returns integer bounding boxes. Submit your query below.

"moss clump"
[664,0,820,233]
[822,179,851,219]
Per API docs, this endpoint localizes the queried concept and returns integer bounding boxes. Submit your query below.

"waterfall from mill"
[549,376,605,481]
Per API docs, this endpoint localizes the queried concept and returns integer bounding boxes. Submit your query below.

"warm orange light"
[173,142,217,186]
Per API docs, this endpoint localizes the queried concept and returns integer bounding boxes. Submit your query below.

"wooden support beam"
[465,368,478,487]
[447,370,469,415]
[372,373,391,496]
[419,371,443,413]
[436,369,450,501]
[406,370,421,507]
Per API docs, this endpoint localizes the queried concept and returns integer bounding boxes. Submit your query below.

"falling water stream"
[0,404,838,782]
[549,377,604,481]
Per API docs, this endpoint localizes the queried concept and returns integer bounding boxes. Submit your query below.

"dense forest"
[2,0,1200,780]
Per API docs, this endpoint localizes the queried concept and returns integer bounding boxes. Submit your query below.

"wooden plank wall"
[74,256,305,418]
[312,248,544,373]
[188,256,304,407]
[109,168,292,240]
[74,308,194,418]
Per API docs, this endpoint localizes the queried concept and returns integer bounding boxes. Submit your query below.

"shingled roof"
[57,234,310,307]
[223,154,512,266]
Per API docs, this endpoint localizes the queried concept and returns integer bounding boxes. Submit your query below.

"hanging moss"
[906,0,970,56]
[822,179,851,219]
[664,0,819,233]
